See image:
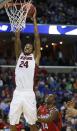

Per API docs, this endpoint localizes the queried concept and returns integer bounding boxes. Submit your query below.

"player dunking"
[9,8,41,131]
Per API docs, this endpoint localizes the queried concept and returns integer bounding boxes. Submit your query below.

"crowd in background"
[0,67,77,130]
[36,0,77,25]
[0,0,77,25]
[0,55,75,66]
[0,47,77,66]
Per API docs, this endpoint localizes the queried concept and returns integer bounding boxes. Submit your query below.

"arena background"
[0,0,77,130]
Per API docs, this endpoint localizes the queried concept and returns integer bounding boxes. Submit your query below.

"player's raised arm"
[14,30,21,61]
[33,10,41,66]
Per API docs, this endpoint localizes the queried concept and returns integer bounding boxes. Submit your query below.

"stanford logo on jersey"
[20,56,32,60]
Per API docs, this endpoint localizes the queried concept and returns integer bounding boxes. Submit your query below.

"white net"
[0,0,12,9]
[5,0,32,32]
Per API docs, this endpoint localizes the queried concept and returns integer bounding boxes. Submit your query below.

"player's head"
[24,43,33,55]
[46,94,56,108]
[20,34,34,55]
[67,99,75,108]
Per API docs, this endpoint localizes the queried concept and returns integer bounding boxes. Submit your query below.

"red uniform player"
[38,95,62,131]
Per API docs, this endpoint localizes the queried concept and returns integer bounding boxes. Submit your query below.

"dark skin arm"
[33,9,41,66]
[14,8,41,63]
[14,30,21,61]
[14,3,31,61]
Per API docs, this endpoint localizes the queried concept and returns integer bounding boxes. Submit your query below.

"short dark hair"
[46,94,56,105]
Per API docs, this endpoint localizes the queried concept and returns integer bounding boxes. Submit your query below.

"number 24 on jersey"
[19,61,28,68]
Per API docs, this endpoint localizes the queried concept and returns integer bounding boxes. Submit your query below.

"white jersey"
[15,52,35,91]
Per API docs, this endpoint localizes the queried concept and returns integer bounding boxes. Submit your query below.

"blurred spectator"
[65,99,77,130]
[0,0,77,24]
[72,78,77,93]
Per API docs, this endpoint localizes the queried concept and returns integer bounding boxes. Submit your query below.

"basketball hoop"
[0,0,12,9]
[4,0,32,32]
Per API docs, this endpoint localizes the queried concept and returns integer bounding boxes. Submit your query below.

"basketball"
[27,4,36,18]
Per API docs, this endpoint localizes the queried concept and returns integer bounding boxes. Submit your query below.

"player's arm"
[66,108,77,118]
[38,110,58,123]
[33,10,41,66]
[14,30,21,61]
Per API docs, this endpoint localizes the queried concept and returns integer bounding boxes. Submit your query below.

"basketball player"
[9,8,41,131]
[38,94,62,131]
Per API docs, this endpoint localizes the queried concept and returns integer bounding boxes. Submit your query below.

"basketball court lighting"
[45,44,48,48]
[40,47,43,51]
[60,41,63,44]
[52,43,56,46]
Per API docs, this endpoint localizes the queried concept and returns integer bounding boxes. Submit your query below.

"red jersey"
[16,123,24,131]
[38,105,60,131]
[38,105,48,131]
[38,105,48,115]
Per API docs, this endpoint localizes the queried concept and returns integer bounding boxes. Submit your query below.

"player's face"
[24,43,33,55]
[46,95,55,108]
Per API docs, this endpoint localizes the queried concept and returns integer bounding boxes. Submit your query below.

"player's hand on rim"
[33,7,37,18]
[25,2,32,11]
[31,7,37,22]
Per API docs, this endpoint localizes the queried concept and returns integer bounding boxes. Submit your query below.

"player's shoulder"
[50,107,59,114]
[18,52,34,60]
[20,52,24,56]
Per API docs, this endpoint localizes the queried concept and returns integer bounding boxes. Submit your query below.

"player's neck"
[23,52,32,56]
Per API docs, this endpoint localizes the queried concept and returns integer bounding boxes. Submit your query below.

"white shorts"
[9,90,37,125]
